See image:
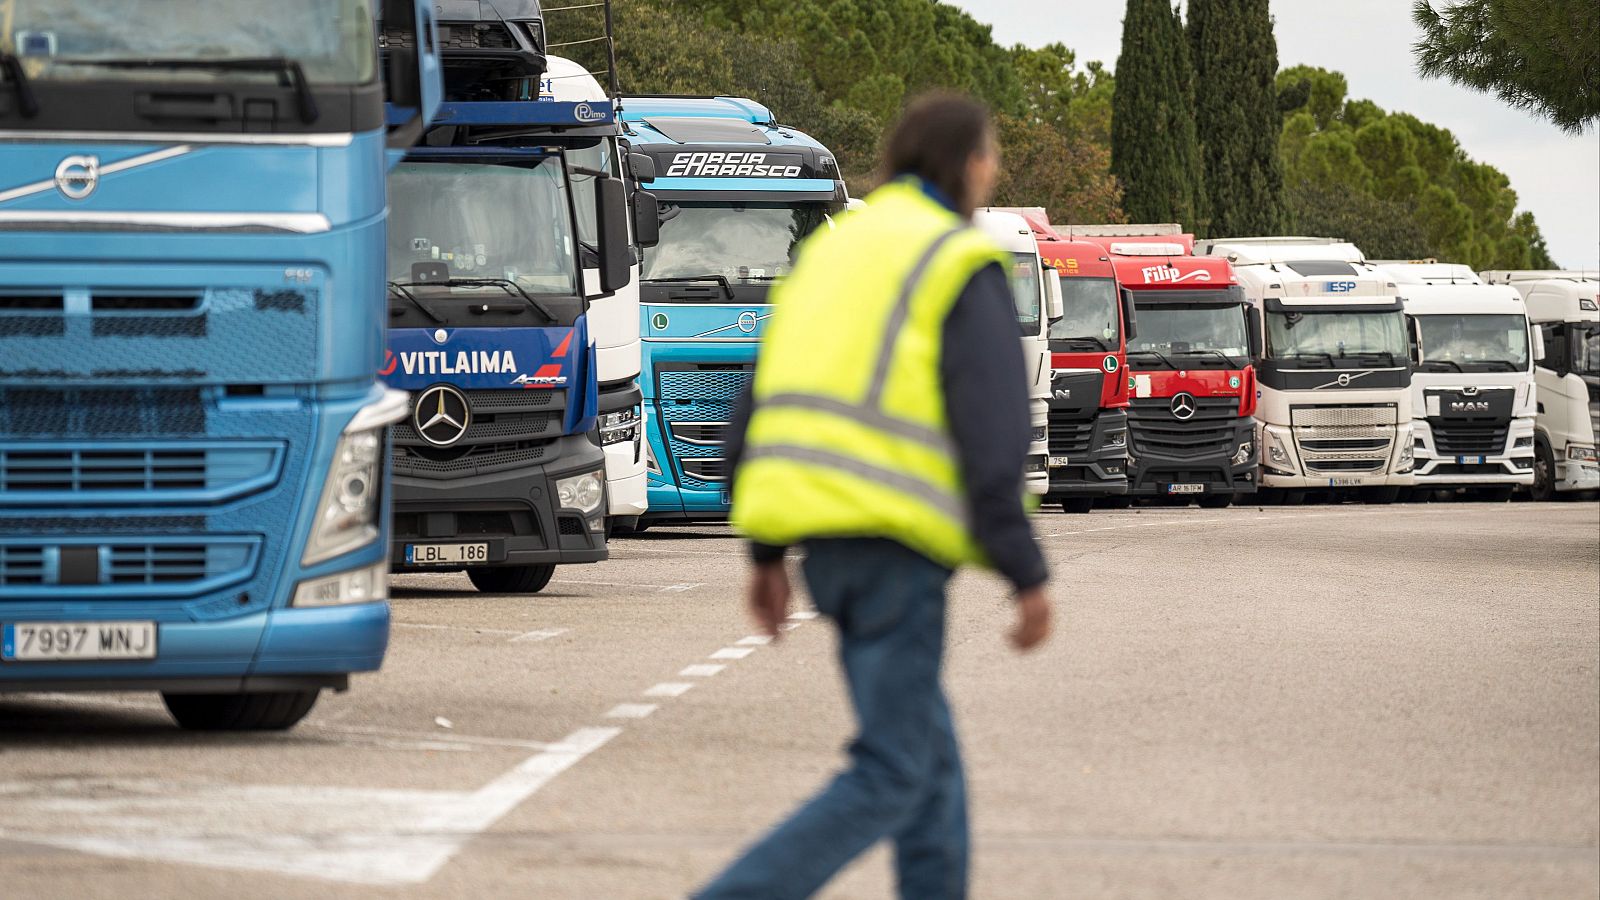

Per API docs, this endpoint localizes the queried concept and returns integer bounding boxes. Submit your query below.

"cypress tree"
[1189,0,1286,236]
[1111,0,1205,227]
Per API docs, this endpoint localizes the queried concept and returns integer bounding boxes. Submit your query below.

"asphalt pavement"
[1,501,1596,899]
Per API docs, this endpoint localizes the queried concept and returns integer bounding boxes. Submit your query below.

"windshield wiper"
[643,275,735,300]
[1053,336,1110,351]
[387,282,445,324]
[1128,348,1177,370]
[1283,351,1335,368]
[1173,348,1237,367]
[1354,350,1399,365]
[49,57,317,123]
[394,278,559,323]
[0,53,40,118]
[1417,358,1464,372]
[1476,359,1522,371]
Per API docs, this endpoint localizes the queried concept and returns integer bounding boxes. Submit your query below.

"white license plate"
[405,542,488,565]
[2,621,157,662]
[1048,456,1071,468]
[1456,455,1485,465]
[1166,483,1204,494]
[1328,477,1366,486]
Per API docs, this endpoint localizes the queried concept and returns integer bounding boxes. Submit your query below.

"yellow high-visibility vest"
[731,179,1011,569]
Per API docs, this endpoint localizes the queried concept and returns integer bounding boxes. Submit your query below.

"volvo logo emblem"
[1170,392,1197,421]
[55,155,100,200]
[737,310,760,333]
[414,384,471,446]
[1336,373,1352,387]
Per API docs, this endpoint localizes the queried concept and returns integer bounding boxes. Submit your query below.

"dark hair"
[883,93,995,217]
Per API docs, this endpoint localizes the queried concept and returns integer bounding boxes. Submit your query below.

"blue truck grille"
[657,370,751,491]
[0,442,284,507]
[0,387,205,437]
[0,538,258,597]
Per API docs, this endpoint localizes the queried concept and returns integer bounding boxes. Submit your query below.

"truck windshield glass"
[642,201,838,284]
[1414,314,1529,371]
[1128,303,1248,366]
[387,160,578,297]
[1576,325,1600,376]
[3,0,374,84]
[1009,253,1042,335]
[1267,310,1407,366]
[565,141,611,249]
[1050,277,1119,347]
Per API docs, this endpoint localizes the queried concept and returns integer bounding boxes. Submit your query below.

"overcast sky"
[949,0,1599,269]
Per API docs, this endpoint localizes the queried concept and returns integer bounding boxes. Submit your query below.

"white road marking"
[710,647,755,660]
[736,635,773,646]
[788,611,819,621]
[0,727,620,886]
[394,623,526,637]
[779,622,802,631]
[643,682,695,698]
[679,664,726,677]
[659,582,706,593]
[604,703,659,719]
[614,546,739,556]
[511,628,568,643]
[301,722,554,751]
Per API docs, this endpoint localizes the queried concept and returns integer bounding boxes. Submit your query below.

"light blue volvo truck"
[0,0,441,729]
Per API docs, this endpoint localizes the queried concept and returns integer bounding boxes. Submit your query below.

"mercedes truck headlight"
[1105,430,1127,450]
[293,562,387,608]
[1231,440,1255,466]
[303,426,387,566]
[556,471,605,514]
[1568,444,1598,463]
[600,407,640,446]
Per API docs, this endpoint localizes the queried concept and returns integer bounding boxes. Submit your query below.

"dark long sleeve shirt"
[726,261,1050,593]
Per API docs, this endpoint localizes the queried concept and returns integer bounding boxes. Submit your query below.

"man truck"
[382,4,639,592]
[0,0,441,729]
[1376,265,1537,501]
[1481,270,1600,499]
[620,96,847,526]
[1199,237,1415,504]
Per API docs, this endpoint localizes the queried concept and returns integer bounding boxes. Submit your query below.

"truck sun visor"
[645,117,771,145]
[1285,260,1360,277]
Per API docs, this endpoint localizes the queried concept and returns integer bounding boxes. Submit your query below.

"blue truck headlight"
[1568,444,1598,463]
[293,562,387,608]
[557,471,605,515]
[303,392,405,566]
[1105,430,1126,450]
[600,407,640,446]
[1231,440,1254,466]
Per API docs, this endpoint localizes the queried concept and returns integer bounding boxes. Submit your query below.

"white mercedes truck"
[1197,237,1416,503]
[1377,266,1538,500]
[544,56,652,529]
[1481,271,1600,499]
[976,209,1065,498]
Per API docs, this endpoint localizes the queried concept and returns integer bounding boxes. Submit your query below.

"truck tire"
[468,564,556,594]
[1061,497,1094,514]
[163,690,319,731]
[1197,494,1233,509]
[1361,486,1401,505]
[1530,439,1556,501]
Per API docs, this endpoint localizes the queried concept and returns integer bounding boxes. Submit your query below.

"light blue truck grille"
[657,370,751,490]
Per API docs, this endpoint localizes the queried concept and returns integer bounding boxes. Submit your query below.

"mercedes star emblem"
[1170,392,1197,421]
[414,384,471,446]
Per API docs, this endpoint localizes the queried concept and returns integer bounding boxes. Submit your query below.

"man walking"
[699,94,1052,900]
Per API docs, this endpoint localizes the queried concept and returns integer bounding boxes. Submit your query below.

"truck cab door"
[382,0,443,169]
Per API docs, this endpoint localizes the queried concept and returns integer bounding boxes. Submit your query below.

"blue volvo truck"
[619,96,847,525]
[382,1,639,592]
[0,0,441,729]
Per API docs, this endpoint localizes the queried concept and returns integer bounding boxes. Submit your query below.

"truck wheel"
[468,565,556,594]
[1530,439,1556,501]
[1061,497,1094,514]
[1362,486,1401,505]
[163,691,319,731]
[1197,494,1233,509]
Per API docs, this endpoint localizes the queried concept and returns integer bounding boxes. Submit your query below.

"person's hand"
[747,560,791,638]
[1010,585,1051,651]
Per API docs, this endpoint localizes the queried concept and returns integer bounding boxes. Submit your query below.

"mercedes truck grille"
[392,389,564,481]
[1128,397,1237,459]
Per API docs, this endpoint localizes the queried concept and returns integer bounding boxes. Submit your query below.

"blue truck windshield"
[1414,314,1529,372]
[387,160,579,297]
[642,202,837,284]
[1050,277,1120,347]
[4,0,374,84]
[1268,310,1407,366]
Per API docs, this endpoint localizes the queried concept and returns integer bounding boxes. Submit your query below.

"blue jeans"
[697,538,967,900]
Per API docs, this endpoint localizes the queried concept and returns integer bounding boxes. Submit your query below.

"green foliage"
[1413,0,1600,135]
[1189,0,1285,236]
[1111,0,1205,226]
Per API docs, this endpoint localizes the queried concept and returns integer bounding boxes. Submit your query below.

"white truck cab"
[1198,237,1415,502]
[543,56,649,527]
[976,209,1065,496]
[1481,270,1600,499]
[1378,267,1537,499]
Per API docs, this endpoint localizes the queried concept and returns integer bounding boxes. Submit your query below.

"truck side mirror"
[595,177,632,295]
[1529,322,1545,365]
[381,0,443,166]
[628,152,657,184]
[1045,270,1065,324]
[633,190,660,249]
[1246,312,1263,359]
[1120,288,1138,342]
[1406,314,1423,366]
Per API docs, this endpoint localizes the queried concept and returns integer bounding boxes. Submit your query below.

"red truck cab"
[1083,236,1261,506]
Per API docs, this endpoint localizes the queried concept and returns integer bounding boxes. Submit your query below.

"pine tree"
[1189,0,1285,236]
[1111,0,1204,227]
